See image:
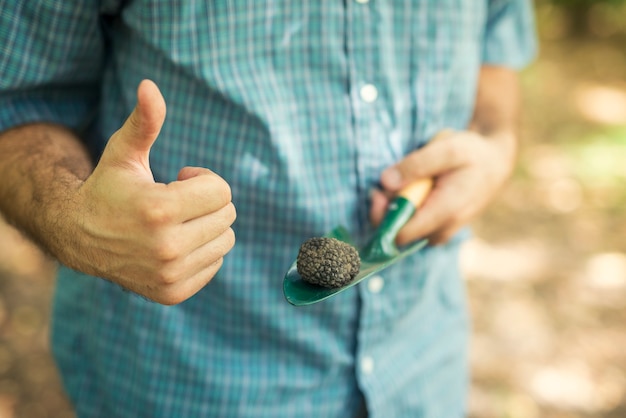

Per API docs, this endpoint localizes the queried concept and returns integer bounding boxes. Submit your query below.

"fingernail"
[381,168,403,189]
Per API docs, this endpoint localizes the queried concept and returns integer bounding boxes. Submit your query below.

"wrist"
[486,128,518,165]
[35,177,89,268]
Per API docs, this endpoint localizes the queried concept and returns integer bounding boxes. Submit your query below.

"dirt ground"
[1,5,625,418]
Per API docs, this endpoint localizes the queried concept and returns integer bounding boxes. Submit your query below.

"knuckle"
[214,178,232,205]
[140,199,175,226]
[221,228,236,253]
[397,155,423,180]
[142,204,171,225]
[153,240,181,262]
[205,232,234,264]
[225,202,237,225]
[207,257,225,274]
[197,258,223,285]
[215,228,236,258]
[154,265,183,285]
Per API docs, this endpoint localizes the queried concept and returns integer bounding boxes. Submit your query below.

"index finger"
[395,174,469,246]
[380,130,467,192]
[165,168,233,222]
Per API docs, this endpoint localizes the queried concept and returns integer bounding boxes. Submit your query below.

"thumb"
[105,80,166,170]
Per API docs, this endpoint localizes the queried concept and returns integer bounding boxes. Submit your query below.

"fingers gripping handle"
[397,178,433,208]
[362,178,433,262]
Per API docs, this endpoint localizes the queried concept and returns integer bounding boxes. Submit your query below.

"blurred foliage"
[548,0,626,5]
[567,128,626,183]
[535,0,626,38]
[467,2,626,418]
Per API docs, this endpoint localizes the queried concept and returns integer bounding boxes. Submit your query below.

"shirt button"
[361,356,375,375]
[359,84,378,103]
[368,276,384,294]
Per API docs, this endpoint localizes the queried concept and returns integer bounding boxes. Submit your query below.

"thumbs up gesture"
[72,80,236,304]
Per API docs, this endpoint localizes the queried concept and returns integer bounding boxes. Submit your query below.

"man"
[0,1,536,417]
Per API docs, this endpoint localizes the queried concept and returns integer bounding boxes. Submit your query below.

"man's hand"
[370,129,516,245]
[65,80,236,304]
[370,66,520,245]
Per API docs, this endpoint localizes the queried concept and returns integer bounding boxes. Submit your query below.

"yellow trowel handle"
[398,178,433,208]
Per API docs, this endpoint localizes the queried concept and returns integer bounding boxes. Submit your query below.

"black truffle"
[296,237,361,288]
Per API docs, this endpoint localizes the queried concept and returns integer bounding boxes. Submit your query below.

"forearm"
[0,123,93,259]
[469,65,521,163]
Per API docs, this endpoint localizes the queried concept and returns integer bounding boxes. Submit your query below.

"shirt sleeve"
[0,2,117,134]
[482,0,538,69]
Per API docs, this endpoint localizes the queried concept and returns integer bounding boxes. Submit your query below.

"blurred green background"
[1,1,625,417]
[466,1,626,417]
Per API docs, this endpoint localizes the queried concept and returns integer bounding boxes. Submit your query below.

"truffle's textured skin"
[296,237,361,288]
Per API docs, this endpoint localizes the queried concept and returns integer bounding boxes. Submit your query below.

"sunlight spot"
[506,393,541,418]
[574,84,626,125]
[525,145,572,180]
[491,298,553,357]
[530,363,596,412]
[562,131,626,186]
[585,252,626,290]
[544,177,583,213]
[461,238,549,282]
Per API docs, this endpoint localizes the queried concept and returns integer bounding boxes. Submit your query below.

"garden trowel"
[283,178,432,306]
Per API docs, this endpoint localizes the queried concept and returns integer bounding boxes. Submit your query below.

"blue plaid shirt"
[0,1,535,417]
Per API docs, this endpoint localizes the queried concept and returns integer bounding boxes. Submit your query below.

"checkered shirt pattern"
[0,1,536,417]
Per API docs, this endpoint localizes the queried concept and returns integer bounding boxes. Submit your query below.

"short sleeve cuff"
[482,0,539,70]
